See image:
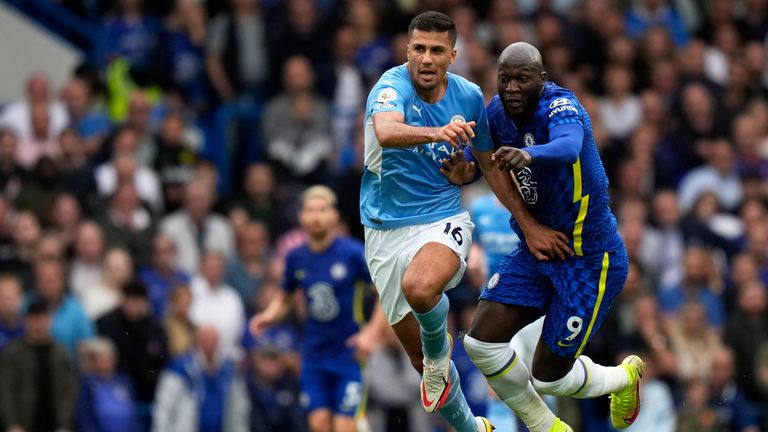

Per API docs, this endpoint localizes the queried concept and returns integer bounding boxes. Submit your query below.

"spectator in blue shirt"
[30,258,95,358]
[102,0,162,72]
[137,234,190,318]
[76,337,142,432]
[625,0,690,47]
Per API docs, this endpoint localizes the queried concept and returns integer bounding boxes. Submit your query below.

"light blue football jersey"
[360,64,492,230]
[469,194,520,276]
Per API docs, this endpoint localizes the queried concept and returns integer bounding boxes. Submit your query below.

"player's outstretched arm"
[249,291,294,336]
[373,111,477,148]
[347,297,388,361]
[472,147,573,261]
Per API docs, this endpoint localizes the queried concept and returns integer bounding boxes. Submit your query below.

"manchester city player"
[251,186,386,432]
[453,43,645,432]
[360,11,495,432]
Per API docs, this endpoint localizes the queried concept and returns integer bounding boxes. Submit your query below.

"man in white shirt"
[189,251,244,360]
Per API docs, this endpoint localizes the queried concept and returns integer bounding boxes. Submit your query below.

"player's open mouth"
[507,99,523,108]
[420,70,436,79]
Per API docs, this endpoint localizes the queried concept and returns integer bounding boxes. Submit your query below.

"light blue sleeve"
[368,75,412,117]
[470,91,493,152]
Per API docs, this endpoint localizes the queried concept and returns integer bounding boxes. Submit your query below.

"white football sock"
[531,355,630,398]
[464,335,555,432]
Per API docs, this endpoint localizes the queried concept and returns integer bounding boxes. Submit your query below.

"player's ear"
[541,71,548,83]
[450,48,457,64]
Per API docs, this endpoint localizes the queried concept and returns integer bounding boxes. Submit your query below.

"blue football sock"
[438,361,477,432]
[413,293,450,358]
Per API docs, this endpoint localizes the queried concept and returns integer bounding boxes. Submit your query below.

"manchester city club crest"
[524,133,535,147]
[450,114,466,123]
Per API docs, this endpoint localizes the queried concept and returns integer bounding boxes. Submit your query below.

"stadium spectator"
[623,347,676,432]
[95,149,163,214]
[723,279,768,403]
[669,300,722,382]
[55,128,98,201]
[246,327,306,432]
[0,128,28,200]
[262,56,334,187]
[97,182,157,265]
[47,192,83,251]
[0,274,24,351]
[160,178,234,273]
[639,190,685,287]
[598,64,642,141]
[14,157,62,220]
[225,220,269,312]
[159,0,210,111]
[76,337,142,432]
[163,284,195,357]
[97,280,168,413]
[366,327,431,432]
[189,251,244,361]
[152,325,249,432]
[229,162,290,241]
[205,0,269,103]
[0,300,77,432]
[60,77,111,151]
[329,25,365,156]
[659,246,726,328]
[138,234,190,318]
[31,258,95,358]
[81,248,134,319]
[69,221,106,300]
[624,0,690,46]
[0,73,69,141]
[705,347,761,431]
[102,0,162,73]
[153,111,199,213]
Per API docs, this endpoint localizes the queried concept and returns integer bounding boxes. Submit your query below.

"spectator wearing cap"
[0,299,77,432]
[153,325,249,432]
[76,337,142,432]
[245,325,306,432]
[97,280,168,418]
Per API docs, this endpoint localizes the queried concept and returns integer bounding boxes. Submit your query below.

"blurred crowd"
[1,0,768,430]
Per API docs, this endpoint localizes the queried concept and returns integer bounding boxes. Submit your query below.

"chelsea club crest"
[523,133,535,147]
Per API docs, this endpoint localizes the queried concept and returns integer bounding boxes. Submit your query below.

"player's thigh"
[300,362,333,416]
[470,247,549,342]
[535,249,629,377]
[307,409,333,432]
[332,415,358,432]
[365,212,474,325]
[391,312,424,373]
[401,212,475,297]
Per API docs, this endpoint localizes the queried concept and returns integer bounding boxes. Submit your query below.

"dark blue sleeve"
[461,146,483,185]
[524,123,584,165]
[76,380,99,432]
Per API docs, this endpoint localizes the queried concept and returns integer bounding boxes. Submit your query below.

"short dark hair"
[26,299,50,317]
[408,11,457,46]
[122,280,149,299]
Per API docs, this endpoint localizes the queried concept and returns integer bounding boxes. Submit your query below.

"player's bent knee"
[463,335,528,388]
[400,277,440,310]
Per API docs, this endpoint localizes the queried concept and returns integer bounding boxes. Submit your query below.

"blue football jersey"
[360,64,492,229]
[486,82,622,256]
[469,194,520,275]
[282,236,371,361]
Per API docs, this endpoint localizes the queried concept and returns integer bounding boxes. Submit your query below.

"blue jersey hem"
[361,209,465,230]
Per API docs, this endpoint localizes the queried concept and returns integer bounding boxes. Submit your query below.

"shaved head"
[499,42,544,73]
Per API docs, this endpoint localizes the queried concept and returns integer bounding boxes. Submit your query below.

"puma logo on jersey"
[412,104,423,116]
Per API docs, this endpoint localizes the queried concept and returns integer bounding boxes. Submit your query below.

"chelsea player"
[360,11,495,432]
[448,43,646,432]
[251,186,386,432]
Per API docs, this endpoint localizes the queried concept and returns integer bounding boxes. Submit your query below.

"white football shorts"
[364,212,474,325]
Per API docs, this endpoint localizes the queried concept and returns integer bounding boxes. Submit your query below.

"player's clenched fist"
[493,146,533,171]
[434,120,476,148]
